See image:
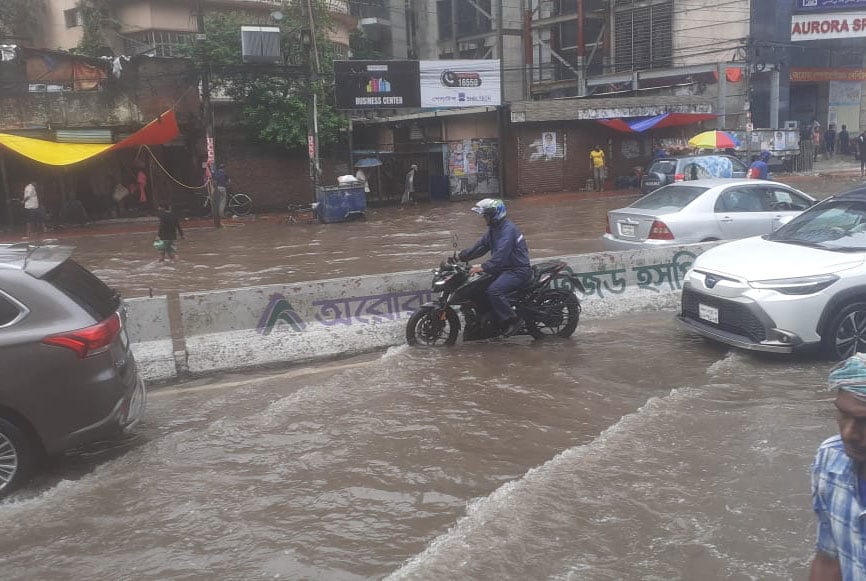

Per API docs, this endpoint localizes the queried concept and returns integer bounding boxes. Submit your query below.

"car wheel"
[0,418,34,499]
[823,302,866,361]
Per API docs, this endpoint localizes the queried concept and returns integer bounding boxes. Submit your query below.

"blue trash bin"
[316,185,367,223]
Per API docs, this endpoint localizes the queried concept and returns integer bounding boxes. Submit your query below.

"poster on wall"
[446,139,499,199]
[420,60,501,108]
[542,132,557,157]
[334,60,421,109]
[829,80,862,134]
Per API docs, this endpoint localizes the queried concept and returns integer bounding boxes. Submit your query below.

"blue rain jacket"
[459,218,531,277]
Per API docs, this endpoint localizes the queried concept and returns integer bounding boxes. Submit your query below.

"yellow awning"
[0,111,180,166]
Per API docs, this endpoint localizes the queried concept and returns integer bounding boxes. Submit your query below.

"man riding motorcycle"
[458,198,531,337]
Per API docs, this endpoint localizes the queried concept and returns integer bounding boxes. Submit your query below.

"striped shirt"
[811,434,866,580]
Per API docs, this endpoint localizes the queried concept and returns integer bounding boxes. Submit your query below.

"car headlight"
[750,274,839,295]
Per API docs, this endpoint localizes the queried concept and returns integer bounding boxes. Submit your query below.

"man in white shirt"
[22,182,47,237]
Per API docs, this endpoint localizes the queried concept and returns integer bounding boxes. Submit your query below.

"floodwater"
[0,181,855,578]
[35,173,860,299]
[0,312,834,579]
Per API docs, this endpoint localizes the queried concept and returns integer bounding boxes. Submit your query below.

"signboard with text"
[420,60,501,108]
[334,60,420,109]
[791,12,866,41]
[796,0,866,11]
[791,68,866,82]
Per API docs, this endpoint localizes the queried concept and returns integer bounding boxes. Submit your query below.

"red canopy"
[597,113,717,133]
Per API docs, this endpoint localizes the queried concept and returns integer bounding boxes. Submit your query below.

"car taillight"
[648,220,674,240]
[42,312,121,359]
[674,173,685,182]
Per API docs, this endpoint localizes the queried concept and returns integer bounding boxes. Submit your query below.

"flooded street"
[0,312,833,579]
[36,173,860,299]
[2,181,856,578]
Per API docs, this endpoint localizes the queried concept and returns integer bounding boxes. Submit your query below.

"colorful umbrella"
[688,130,741,149]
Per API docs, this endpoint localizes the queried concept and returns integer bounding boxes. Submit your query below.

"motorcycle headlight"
[750,274,839,295]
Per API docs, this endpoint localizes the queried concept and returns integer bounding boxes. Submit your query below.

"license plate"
[620,223,636,237]
[698,303,719,324]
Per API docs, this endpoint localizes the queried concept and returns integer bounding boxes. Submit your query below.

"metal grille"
[681,288,767,342]
[614,0,673,73]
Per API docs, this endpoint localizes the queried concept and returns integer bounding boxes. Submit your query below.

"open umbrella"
[354,157,382,168]
[688,130,741,149]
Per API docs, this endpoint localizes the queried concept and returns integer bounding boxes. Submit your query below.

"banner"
[334,60,420,109]
[420,60,501,108]
[795,0,866,11]
[791,12,866,41]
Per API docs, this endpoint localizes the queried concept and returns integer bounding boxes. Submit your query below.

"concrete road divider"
[125,243,718,382]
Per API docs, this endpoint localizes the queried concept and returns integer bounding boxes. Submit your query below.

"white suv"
[677,188,866,360]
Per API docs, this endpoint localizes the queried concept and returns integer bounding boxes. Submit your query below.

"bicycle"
[194,189,254,217]
[287,203,317,224]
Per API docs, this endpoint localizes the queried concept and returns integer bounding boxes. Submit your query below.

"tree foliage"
[197,2,346,153]
[74,0,116,57]
[0,0,44,43]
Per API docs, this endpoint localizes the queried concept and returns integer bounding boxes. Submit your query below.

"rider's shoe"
[501,317,522,337]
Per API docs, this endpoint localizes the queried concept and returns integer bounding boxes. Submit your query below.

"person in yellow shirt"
[589,144,606,191]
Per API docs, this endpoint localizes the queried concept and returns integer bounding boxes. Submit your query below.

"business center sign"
[334,60,420,109]
[796,0,866,11]
[420,60,501,108]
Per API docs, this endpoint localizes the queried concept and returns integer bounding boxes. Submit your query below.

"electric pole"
[195,0,220,227]
[304,0,321,201]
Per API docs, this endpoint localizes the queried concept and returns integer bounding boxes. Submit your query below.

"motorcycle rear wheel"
[406,308,460,346]
[526,290,580,339]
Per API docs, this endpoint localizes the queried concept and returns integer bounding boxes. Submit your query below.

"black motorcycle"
[406,255,585,346]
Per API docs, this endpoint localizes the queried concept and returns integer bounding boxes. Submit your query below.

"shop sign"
[334,60,420,109]
[796,0,866,12]
[420,60,501,108]
[790,67,866,82]
[791,12,866,41]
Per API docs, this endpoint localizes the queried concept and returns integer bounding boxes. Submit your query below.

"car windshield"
[648,160,677,176]
[629,185,710,212]
[768,200,866,250]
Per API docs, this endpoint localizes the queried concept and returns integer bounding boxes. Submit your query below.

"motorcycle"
[405,253,585,346]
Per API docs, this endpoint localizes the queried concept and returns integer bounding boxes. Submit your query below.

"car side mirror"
[774,216,795,230]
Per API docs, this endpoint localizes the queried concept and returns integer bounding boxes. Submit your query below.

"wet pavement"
[0,312,835,579]
[0,175,859,579]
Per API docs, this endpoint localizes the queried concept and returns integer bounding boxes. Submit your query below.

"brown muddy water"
[0,184,853,578]
[0,312,835,579]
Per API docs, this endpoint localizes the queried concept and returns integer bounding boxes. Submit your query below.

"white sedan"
[603,179,816,250]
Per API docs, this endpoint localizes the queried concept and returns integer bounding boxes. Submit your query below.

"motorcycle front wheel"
[406,308,460,346]
[526,290,581,339]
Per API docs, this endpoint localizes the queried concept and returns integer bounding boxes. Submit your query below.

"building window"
[614,0,673,72]
[64,8,84,28]
[123,30,193,57]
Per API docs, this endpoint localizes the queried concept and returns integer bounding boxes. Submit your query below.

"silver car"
[603,179,816,250]
[0,243,145,498]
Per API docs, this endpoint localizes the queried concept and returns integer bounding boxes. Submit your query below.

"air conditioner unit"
[241,26,281,65]
[784,120,799,130]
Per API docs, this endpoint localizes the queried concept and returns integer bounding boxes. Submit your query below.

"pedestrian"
[826,124,837,157]
[748,150,771,180]
[21,181,47,238]
[589,144,606,192]
[212,163,229,217]
[154,203,184,262]
[810,354,866,580]
[401,164,417,206]
[355,167,371,195]
[458,198,531,338]
[858,131,866,177]
[839,124,850,156]
[813,121,822,161]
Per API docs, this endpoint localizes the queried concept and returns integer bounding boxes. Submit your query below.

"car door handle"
[719,216,734,222]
